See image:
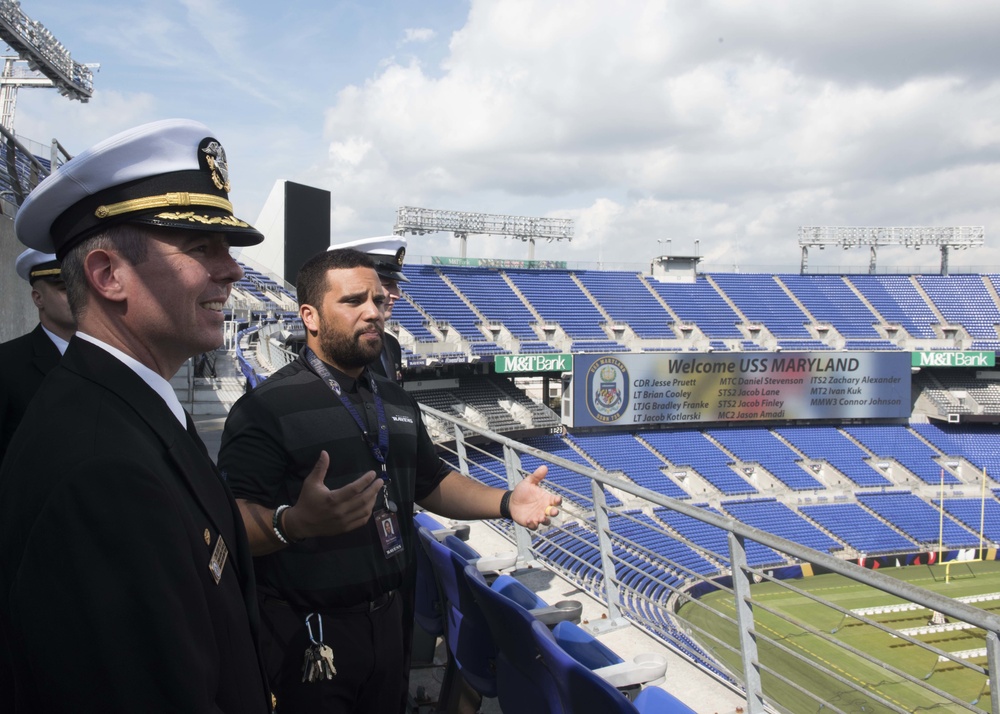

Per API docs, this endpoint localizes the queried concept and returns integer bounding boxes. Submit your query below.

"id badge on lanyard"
[305,348,402,559]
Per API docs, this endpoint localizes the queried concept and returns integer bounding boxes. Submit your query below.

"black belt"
[334,589,396,613]
[263,589,397,615]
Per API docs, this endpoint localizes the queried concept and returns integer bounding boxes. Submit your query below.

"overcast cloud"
[9,0,1000,273]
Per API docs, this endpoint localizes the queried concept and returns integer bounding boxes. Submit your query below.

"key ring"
[305,612,324,645]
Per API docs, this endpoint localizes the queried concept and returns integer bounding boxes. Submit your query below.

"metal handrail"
[420,402,1000,714]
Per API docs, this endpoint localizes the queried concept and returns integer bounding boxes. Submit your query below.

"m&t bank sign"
[911,351,996,368]
[495,353,573,373]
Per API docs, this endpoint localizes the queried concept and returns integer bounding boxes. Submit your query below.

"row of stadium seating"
[226,261,1000,362]
[381,266,1000,359]
[415,513,691,713]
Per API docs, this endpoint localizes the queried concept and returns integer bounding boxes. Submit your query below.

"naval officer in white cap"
[0,119,270,713]
[333,235,408,383]
[0,249,76,463]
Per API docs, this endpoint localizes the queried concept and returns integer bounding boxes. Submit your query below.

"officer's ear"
[82,248,128,304]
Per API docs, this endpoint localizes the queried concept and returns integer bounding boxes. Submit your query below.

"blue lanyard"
[304,347,390,474]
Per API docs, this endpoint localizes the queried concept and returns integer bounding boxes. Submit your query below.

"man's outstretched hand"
[283,451,384,540]
[509,465,562,530]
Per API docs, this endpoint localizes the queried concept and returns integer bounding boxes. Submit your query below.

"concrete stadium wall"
[0,202,37,343]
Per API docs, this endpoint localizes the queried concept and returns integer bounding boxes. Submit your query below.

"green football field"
[676,560,1000,713]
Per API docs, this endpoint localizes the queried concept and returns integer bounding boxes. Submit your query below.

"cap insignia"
[201,140,231,193]
[395,247,405,267]
[153,211,252,228]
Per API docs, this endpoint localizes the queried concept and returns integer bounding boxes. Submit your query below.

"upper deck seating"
[646,276,743,339]
[442,267,539,340]
[403,265,488,342]
[710,274,811,338]
[390,296,438,342]
[917,275,1000,340]
[505,269,610,340]
[847,275,938,338]
[575,271,674,339]
[779,274,881,338]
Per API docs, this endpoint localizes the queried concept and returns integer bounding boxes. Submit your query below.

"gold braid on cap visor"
[29,268,62,278]
[94,192,234,219]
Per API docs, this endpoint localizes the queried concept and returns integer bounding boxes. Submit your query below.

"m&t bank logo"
[586,357,629,423]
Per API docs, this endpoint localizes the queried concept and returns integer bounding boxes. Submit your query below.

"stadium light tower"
[394,206,573,259]
[0,0,96,130]
[798,226,984,276]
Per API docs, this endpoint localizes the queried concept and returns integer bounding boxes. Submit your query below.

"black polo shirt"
[219,355,449,611]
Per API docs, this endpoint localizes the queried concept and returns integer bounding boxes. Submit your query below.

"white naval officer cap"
[331,235,409,283]
[14,248,61,283]
[15,118,264,260]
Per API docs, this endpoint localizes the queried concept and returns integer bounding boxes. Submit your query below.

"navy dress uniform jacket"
[369,332,403,384]
[0,338,270,713]
[0,324,61,464]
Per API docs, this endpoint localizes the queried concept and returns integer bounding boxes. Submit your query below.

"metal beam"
[0,0,96,115]
[394,206,573,258]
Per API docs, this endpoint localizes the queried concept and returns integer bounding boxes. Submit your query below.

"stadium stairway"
[171,348,247,417]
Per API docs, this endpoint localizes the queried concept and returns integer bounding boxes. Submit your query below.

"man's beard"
[318,319,384,370]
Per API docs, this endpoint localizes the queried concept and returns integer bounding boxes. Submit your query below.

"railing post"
[729,532,765,714]
[503,444,534,564]
[590,480,624,626]
[453,423,469,477]
[986,630,1000,714]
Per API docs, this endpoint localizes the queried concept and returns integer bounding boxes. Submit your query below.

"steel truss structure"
[0,0,96,130]
[798,226,984,275]
[394,206,573,259]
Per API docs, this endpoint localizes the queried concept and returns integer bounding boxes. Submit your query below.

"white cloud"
[402,28,436,44]
[314,0,1000,270]
[8,0,1000,273]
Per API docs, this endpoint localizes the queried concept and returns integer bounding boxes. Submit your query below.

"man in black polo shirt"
[333,235,408,384]
[218,248,560,713]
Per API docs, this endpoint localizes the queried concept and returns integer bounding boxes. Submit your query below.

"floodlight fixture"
[798,226,984,275]
[0,0,96,129]
[394,206,573,259]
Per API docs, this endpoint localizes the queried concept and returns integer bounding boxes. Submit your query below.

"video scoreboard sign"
[570,352,911,428]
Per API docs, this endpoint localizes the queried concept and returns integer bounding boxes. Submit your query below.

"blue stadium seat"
[529,620,696,714]
[417,528,499,706]
[464,564,624,714]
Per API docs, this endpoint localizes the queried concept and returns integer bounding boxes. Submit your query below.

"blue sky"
[8,0,1000,273]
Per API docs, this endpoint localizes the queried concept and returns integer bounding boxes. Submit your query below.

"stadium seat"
[417,527,499,710]
[418,524,588,710]
[412,513,447,659]
[465,563,672,713]
[529,619,696,714]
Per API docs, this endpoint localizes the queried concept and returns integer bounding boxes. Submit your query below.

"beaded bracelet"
[272,504,296,544]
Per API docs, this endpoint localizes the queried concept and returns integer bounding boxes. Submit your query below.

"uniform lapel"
[62,340,244,580]
[29,325,61,378]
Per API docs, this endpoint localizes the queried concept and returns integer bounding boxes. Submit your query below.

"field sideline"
[677,560,1000,713]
